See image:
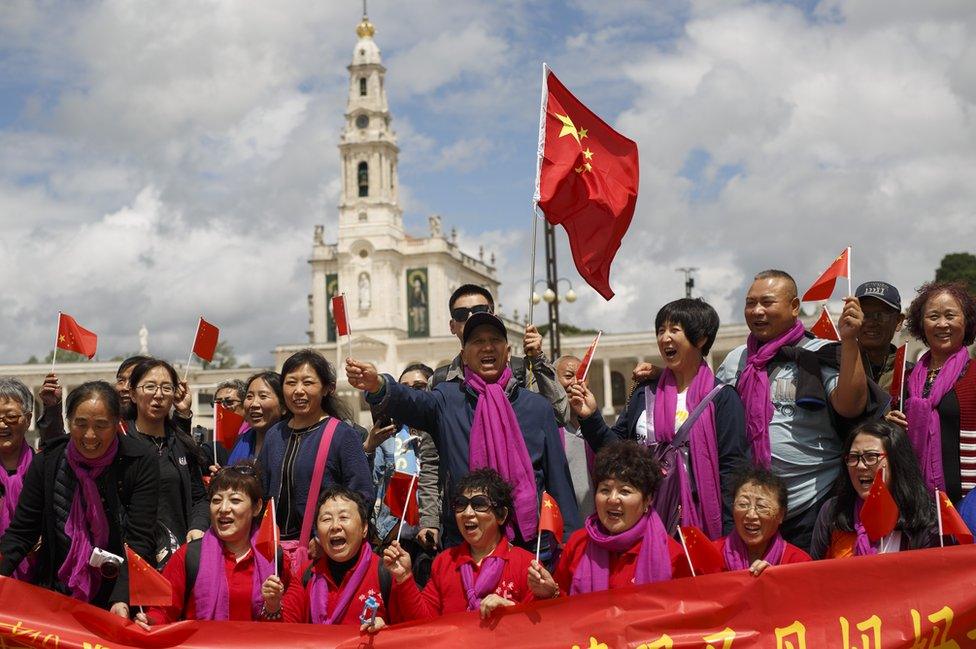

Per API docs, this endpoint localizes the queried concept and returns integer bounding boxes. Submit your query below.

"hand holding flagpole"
[51,312,61,373]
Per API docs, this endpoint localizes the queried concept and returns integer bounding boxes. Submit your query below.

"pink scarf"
[60,435,119,602]
[193,528,274,620]
[738,320,806,468]
[465,366,538,541]
[905,347,970,492]
[652,362,722,539]
[570,510,672,594]
[722,530,786,570]
[308,543,373,624]
[459,548,506,611]
[0,443,34,580]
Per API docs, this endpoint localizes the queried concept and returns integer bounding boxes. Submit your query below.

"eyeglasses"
[733,500,777,517]
[214,397,241,408]
[0,413,26,427]
[844,451,887,468]
[450,304,491,322]
[452,494,494,513]
[137,383,175,395]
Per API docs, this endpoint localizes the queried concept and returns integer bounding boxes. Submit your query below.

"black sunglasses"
[451,304,492,322]
[452,494,494,513]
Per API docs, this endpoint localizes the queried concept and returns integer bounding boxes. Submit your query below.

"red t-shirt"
[394,536,534,620]
[712,536,812,570]
[553,527,684,594]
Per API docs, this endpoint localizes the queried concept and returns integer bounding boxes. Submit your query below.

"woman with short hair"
[0,377,36,579]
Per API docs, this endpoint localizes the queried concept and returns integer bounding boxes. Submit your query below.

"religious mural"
[407,267,429,337]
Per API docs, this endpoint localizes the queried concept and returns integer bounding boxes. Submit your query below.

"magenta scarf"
[193,528,274,621]
[459,546,506,611]
[722,531,786,570]
[570,510,672,595]
[738,320,806,468]
[653,362,722,539]
[905,347,970,492]
[465,366,538,541]
[0,442,33,536]
[59,435,119,602]
[852,499,878,557]
[308,543,373,624]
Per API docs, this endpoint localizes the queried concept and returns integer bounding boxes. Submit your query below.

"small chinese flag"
[678,526,725,575]
[332,294,350,337]
[254,497,280,563]
[801,247,850,302]
[538,491,564,544]
[937,490,974,544]
[384,471,419,526]
[535,66,639,301]
[575,331,602,382]
[860,470,899,542]
[125,544,173,607]
[809,306,840,341]
[214,401,245,449]
[192,317,220,362]
[889,343,907,409]
[56,313,98,359]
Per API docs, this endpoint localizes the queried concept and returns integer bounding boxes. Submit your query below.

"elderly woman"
[0,378,36,578]
[383,468,534,619]
[716,468,810,576]
[528,441,682,598]
[280,486,405,630]
[569,298,748,538]
[0,381,158,618]
[259,350,374,573]
[228,372,286,464]
[886,281,976,504]
[128,358,209,566]
[136,461,285,624]
[811,421,939,559]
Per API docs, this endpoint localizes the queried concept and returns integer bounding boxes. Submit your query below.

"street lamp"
[531,278,576,357]
[532,278,576,305]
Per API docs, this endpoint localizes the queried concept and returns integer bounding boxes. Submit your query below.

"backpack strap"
[298,417,341,550]
[183,537,203,608]
[302,564,315,589]
[671,384,725,448]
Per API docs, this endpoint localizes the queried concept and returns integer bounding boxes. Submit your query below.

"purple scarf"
[0,442,33,536]
[653,362,722,539]
[59,435,119,602]
[570,510,672,595]
[465,366,538,541]
[722,531,786,570]
[738,320,806,468]
[459,545,507,611]
[852,499,878,557]
[308,543,373,624]
[905,347,970,492]
[193,528,274,621]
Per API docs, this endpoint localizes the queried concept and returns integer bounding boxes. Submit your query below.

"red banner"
[2,545,975,648]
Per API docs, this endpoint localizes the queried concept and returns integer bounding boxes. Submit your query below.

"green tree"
[935,252,976,291]
[43,348,89,364]
[202,341,237,370]
[536,322,601,337]
[25,355,39,364]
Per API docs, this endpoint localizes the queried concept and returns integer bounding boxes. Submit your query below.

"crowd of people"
[0,272,973,631]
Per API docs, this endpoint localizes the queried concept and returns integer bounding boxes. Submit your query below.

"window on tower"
[359,77,367,96]
[358,161,369,197]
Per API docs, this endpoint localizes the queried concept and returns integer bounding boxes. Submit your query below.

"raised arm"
[347,359,442,437]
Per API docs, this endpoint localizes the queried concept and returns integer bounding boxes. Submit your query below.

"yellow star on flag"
[578,127,588,140]
[543,499,554,509]
[582,148,594,160]
[555,113,581,144]
[58,335,66,343]
[584,162,593,172]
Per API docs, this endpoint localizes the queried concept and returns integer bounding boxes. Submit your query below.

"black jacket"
[0,435,159,608]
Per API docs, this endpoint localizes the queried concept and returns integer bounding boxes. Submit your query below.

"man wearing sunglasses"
[853,281,913,400]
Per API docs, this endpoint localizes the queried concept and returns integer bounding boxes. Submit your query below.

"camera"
[88,547,123,579]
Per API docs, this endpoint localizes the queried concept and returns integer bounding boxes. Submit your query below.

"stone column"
[601,358,615,416]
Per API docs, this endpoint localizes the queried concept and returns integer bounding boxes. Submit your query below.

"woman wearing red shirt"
[384,468,535,620]
[136,461,286,625]
[714,468,810,576]
[529,441,683,598]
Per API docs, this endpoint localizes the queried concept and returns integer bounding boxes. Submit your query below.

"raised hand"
[363,421,398,454]
[567,381,598,419]
[523,324,543,359]
[632,362,660,384]
[39,373,62,407]
[346,358,382,393]
[382,541,413,584]
[527,559,559,599]
[837,296,864,342]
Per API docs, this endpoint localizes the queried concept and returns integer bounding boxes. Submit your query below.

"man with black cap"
[855,281,909,395]
[345,312,581,553]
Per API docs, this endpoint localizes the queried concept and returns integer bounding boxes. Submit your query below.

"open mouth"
[858,475,874,489]
[479,355,497,368]
[742,522,761,536]
[217,516,235,530]
[328,535,347,551]
[605,510,624,523]
[662,347,678,361]
[291,398,309,409]
[462,521,479,533]
[247,409,265,424]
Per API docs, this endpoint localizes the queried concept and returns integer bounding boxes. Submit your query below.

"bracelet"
[260,604,282,620]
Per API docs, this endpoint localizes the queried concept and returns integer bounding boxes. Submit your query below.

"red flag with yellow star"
[534,65,639,301]
[125,544,173,607]
[538,491,564,544]
[56,312,97,359]
[859,469,898,542]
[678,526,725,576]
[937,490,973,544]
[801,247,850,302]
[809,306,840,341]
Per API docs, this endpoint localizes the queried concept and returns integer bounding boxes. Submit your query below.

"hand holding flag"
[125,544,173,607]
[802,247,851,302]
[678,526,725,576]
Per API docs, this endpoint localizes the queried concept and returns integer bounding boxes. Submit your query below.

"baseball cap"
[855,281,901,311]
[462,312,507,345]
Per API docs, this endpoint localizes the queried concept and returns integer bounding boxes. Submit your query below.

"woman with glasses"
[715,468,810,576]
[382,468,534,620]
[136,461,286,625]
[0,381,158,618]
[0,378,37,579]
[810,421,939,559]
[128,358,209,566]
[227,372,286,464]
[526,441,682,599]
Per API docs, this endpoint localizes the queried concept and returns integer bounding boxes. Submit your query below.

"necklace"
[139,431,166,456]
[288,416,328,436]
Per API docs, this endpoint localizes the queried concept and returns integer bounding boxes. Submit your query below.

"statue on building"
[358,272,371,311]
[450,227,457,244]
[314,224,324,245]
[407,268,429,337]
[138,324,149,355]
[428,214,442,238]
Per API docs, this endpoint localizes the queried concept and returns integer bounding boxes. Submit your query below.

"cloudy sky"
[1,0,974,366]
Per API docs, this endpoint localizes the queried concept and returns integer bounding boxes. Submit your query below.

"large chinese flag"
[214,402,245,449]
[384,471,419,526]
[937,490,974,544]
[809,306,840,341]
[538,491,564,544]
[678,526,725,575]
[57,313,98,359]
[859,470,899,542]
[535,66,639,301]
[254,498,279,563]
[125,544,173,607]
[193,316,220,362]
[801,248,850,302]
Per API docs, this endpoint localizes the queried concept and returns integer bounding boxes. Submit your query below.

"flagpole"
[529,62,549,324]
[395,471,418,545]
[51,312,62,374]
[272,499,279,577]
[184,317,201,382]
[936,489,944,548]
[535,496,543,562]
[898,346,907,409]
[677,527,696,577]
[847,245,853,296]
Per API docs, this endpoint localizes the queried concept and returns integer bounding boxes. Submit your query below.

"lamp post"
[532,277,577,358]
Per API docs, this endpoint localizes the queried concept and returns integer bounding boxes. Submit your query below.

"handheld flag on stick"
[809,306,840,341]
[214,402,245,463]
[184,316,219,381]
[533,64,639,302]
[889,343,907,411]
[255,498,280,576]
[859,470,899,542]
[801,247,851,302]
[678,526,725,576]
[386,470,419,543]
[536,491,564,561]
[125,544,173,607]
[331,293,353,362]
[575,331,602,382]
[936,490,973,545]
[53,312,98,370]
